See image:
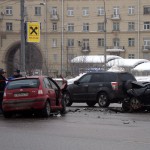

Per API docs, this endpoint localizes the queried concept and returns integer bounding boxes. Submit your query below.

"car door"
[71,74,92,101]
[43,77,56,106]
[87,73,104,101]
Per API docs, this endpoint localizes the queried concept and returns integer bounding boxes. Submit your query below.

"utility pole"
[104,0,107,71]
[20,0,25,72]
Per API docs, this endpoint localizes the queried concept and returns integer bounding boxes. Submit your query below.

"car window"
[7,79,40,90]
[49,80,58,90]
[79,74,92,83]
[103,73,117,82]
[43,78,52,88]
[90,74,103,82]
[119,73,136,81]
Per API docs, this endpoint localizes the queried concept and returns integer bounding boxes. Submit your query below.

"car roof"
[85,71,130,74]
[10,75,51,81]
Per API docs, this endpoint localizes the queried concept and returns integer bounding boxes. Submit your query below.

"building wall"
[0,0,150,75]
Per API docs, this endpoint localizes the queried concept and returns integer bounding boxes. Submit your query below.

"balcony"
[50,14,59,21]
[111,14,121,20]
[106,46,125,52]
[143,46,150,52]
[81,46,90,53]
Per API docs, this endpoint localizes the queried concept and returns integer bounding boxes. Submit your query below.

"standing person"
[0,68,7,111]
[12,69,22,78]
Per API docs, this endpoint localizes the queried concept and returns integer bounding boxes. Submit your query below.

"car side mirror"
[74,80,79,85]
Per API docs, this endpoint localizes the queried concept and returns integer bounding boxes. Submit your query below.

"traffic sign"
[27,22,40,43]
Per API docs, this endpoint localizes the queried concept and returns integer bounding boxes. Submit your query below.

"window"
[52,23,57,31]
[144,39,150,49]
[128,38,135,47]
[82,7,89,16]
[128,22,135,31]
[113,38,120,47]
[51,7,57,15]
[82,39,89,49]
[98,23,104,32]
[52,39,57,47]
[113,6,119,16]
[98,7,104,16]
[6,22,13,31]
[144,22,150,30]
[128,54,135,59]
[67,7,74,16]
[113,22,119,31]
[144,6,150,15]
[43,78,52,88]
[79,74,92,83]
[6,6,13,15]
[83,23,89,32]
[128,6,135,15]
[35,7,41,16]
[98,38,104,47]
[67,23,74,32]
[67,39,74,47]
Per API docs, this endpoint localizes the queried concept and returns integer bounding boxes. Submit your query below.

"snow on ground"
[135,76,150,82]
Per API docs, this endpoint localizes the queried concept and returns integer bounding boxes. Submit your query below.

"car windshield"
[7,79,40,90]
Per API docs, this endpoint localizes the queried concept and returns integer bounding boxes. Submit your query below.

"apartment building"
[0,0,150,76]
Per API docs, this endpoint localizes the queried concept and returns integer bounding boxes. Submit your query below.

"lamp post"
[103,0,107,71]
[40,1,48,75]
[20,0,26,72]
[61,0,64,75]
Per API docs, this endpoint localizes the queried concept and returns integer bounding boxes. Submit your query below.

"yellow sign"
[27,22,40,43]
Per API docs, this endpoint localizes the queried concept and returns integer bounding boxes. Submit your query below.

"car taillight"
[111,82,119,90]
[38,89,43,95]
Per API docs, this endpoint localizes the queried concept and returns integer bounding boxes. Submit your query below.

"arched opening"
[5,42,43,76]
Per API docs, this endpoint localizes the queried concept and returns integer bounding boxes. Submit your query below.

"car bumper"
[2,97,46,112]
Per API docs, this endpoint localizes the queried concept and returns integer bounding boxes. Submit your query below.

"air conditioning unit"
[1,11,5,15]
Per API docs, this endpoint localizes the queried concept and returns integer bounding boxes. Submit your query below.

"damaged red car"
[2,76,67,118]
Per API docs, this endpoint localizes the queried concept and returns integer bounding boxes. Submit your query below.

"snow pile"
[67,73,86,85]
[135,76,150,82]
[107,66,125,72]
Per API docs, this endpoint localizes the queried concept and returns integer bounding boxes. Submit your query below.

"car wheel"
[60,98,67,114]
[130,97,142,111]
[98,92,110,107]
[42,101,51,117]
[86,102,96,107]
[63,92,72,106]
[3,111,13,118]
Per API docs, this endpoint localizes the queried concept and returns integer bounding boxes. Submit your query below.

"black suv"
[64,71,136,107]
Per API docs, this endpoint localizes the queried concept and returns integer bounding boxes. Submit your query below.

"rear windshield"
[7,79,40,90]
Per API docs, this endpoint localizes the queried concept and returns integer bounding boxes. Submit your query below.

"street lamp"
[103,0,107,71]
[40,1,48,75]
[20,0,26,73]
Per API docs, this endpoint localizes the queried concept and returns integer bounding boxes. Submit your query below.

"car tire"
[42,101,51,117]
[60,98,67,114]
[98,92,110,108]
[130,97,142,111]
[63,92,72,106]
[3,111,13,118]
[86,102,96,107]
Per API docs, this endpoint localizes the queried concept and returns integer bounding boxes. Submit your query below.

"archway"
[5,42,43,76]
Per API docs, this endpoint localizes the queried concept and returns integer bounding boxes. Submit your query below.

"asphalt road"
[0,104,150,150]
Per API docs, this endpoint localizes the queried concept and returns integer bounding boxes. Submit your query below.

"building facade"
[0,0,150,76]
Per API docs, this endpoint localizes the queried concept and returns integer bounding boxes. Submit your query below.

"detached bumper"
[2,98,46,112]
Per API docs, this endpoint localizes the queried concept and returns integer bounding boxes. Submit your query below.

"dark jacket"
[0,74,6,108]
[12,74,22,78]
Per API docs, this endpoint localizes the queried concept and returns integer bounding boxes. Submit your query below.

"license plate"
[14,93,29,97]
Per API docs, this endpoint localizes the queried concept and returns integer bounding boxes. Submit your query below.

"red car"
[2,76,67,118]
